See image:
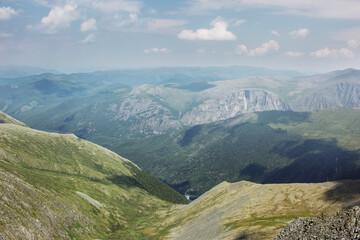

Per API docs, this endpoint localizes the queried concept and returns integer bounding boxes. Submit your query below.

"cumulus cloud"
[271,30,279,36]
[144,48,170,54]
[347,40,359,49]
[187,0,360,20]
[310,47,355,58]
[0,6,18,20]
[28,4,80,34]
[177,17,236,40]
[236,40,279,56]
[92,0,142,13]
[235,44,248,55]
[285,51,304,57]
[147,19,187,32]
[81,18,97,32]
[80,33,96,44]
[289,28,309,38]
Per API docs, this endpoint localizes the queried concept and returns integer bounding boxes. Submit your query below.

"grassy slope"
[1,111,360,240]
[161,180,360,240]
[0,111,27,126]
[114,108,360,197]
[0,113,186,239]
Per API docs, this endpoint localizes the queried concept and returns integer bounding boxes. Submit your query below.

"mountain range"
[1,66,360,197]
[1,111,360,239]
[0,67,359,145]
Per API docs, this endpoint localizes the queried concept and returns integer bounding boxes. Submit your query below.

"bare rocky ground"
[275,206,360,240]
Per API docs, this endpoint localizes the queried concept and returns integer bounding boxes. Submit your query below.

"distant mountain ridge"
[1,67,358,146]
[0,66,59,79]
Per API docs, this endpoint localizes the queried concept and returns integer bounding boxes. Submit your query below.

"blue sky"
[1,0,360,73]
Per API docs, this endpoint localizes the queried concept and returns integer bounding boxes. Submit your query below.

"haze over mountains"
[1,66,360,199]
[1,67,359,144]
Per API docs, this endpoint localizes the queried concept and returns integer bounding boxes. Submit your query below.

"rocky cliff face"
[67,87,290,141]
[275,205,360,240]
[180,89,290,126]
[292,82,360,111]
[106,97,181,134]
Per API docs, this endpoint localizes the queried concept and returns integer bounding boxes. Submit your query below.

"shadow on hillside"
[256,111,311,125]
[107,175,143,189]
[235,231,268,240]
[240,163,266,180]
[323,180,360,209]
[264,138,360,184]
[179,125,202,147]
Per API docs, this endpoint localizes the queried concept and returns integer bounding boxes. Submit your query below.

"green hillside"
[160,180,360,240]
[0,112,186,239]
[1,111,360,240]
[114,108,360,198]
[0,111,26,126]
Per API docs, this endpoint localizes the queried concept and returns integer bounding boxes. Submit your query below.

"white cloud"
[113,12,138,27]
[311,47,355,58]
[92,0,142,13]
[289,28,309,38]
[177,17,236,40]
[29,4,80,34]
[187,0,242,12]
[80,33,96,44]
[285,51,304,57]
[235,44,248,55]
[81,18,97,32]
[347,40,359,49]
[271,30,279,36]
[188,0,360,20]
[0,6,18,20]
[233,19,245,26]
[147,19,187,32]
[144,48,170,54]
[236,40,279,56]
[0,31,13,37]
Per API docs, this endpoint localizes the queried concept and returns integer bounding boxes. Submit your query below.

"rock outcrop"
[275,206,360,240]
[291,82,360,111]
[181,89,290,126]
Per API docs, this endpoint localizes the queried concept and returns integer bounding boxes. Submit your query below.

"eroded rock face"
[181,90,290,126]
[291,82,360,111]
[275,206,360,240]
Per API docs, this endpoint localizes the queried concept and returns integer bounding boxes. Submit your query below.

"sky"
[0,0,360,73]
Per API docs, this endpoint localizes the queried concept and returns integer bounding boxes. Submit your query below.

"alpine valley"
[1,66,360,239]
